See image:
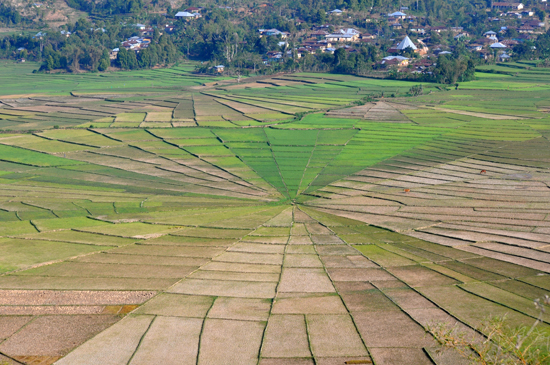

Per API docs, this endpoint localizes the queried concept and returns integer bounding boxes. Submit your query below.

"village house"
[312,25,333,32]
[295,47,311,57]
[410,28,426,35]
[411,58,435,72]
[454,32,469,40]
[141,27,156,36]
[310,30,329,40]
[325,28,361,42]
[185,7,202,13]
[490,42,507,49]
[430,26,448,33]
[389,21,403,29]
[175,11,202,19]
[469,44,483,51]
[523,19,545,28]
[259,29,290,39]
[518,20,545,34]
[501,39,519,46]
[325,33,358,42]
[330,9,343,15]
[501,11,522,18]
[343,45,359,53]
[266,51,284,62]
[388,11,407,20]
[361,38,376,45]
[361,33,376,40]
[121,36,151,51]
[492,2,524,10]
[340,28,361,35]
[381,55,409,66]
[302,38,332,51]
[479,49,490,59]
[110,48,119,60]
[121,41,138,50]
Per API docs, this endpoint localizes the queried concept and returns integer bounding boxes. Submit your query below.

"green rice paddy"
[1,61,550,364]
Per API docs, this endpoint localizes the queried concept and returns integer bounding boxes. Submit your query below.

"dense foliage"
[115,39,178,70]
[65,0,146,15]
[0,4,23,26]
[432,55,476,84]
[0,18,177,72]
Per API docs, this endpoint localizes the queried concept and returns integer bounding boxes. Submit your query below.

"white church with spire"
[388,36,428,55]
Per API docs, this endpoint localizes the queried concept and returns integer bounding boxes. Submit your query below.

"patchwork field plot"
[7,206,542,365]
[1,62,550,365]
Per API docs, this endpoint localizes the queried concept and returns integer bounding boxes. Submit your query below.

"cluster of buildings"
[260,26,375,60]
[378,5,545,66]
[110,27,159,59]
[258,5,538,74]
[92,1,547,73]
[120,36,151,51]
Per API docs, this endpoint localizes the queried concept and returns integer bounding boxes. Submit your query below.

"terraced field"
[1,61,550,365]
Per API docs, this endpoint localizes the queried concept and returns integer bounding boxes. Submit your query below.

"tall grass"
[428,296,550,365]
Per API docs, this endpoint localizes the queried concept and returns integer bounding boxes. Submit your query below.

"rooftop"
[396,36,417,50]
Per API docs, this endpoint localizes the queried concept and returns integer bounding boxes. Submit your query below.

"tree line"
[65,0,146,16]
[0,17,177,72]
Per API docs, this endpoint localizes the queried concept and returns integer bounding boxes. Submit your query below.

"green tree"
[535,8,546,22]
[433,55,475,84]
[45,55,54,71]
[116,47,129,69]
[409,84,423,96]
[333,48,347,67]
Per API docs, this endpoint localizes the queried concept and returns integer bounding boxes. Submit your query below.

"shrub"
[428,295,550,365]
